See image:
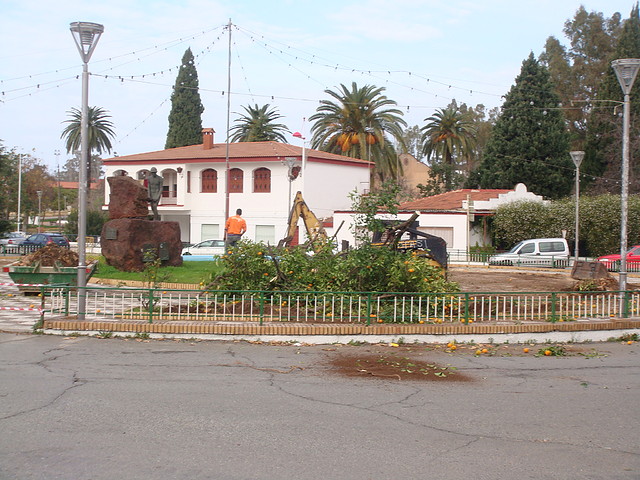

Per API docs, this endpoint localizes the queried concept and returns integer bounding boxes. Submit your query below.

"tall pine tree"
[165,48,204,149]
[583,4,640,194]
[471,53,573,199]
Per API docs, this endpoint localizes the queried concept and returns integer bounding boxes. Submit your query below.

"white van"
[488,238,570,267]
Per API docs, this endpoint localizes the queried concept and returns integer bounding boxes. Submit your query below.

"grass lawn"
[92,257,223,284]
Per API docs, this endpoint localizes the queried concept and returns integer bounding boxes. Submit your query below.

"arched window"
[201,169,217,193]
[230,168,243,193]
[253,167,271,193]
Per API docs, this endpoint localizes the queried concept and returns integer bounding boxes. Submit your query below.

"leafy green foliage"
[491,194,640,256]
[165,48,205,149]
[60,106,116,156]
[540,7,622,148]
[584,5,640,194]
[64,209,107,236]
[208,241,458,293]
[537,345,567,356]
[229,104,290,142]
[309,82,407,182]
[348,181,401,242]
[421,104,477,191]
[471,54,573,199]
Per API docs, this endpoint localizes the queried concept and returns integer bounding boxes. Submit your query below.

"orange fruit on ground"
[475,349,482,355]
[544,350,552,356]
[523,348,530,353]
[481,348,489,354]
[627,340,633,345]
[449,345,457,350]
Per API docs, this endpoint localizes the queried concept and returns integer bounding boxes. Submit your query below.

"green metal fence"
[43,285,638,324]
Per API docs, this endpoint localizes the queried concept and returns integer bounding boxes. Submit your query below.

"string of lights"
[1,18,625,123]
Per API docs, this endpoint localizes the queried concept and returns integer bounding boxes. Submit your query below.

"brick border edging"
[42,319,640,336]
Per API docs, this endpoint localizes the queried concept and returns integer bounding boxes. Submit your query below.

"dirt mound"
[571,277,620,291]
[18,245,78,267]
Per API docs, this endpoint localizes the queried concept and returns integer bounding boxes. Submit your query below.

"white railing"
[43,286,640,324]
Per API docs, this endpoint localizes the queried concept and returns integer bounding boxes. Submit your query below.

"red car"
[597,245,640,269]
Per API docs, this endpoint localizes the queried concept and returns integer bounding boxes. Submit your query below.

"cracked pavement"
[0,333,638,480]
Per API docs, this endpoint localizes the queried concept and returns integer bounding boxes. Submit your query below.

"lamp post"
[282,156,299,213]
[70,21,103,320]
[612,58,640,304]
[36,191,42,233]
[55,149,61,232]
[293,130,306,196]
[569,151,584,264]
[17,154,22,233]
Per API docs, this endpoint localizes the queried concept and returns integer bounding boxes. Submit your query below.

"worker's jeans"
[226,234,242,253]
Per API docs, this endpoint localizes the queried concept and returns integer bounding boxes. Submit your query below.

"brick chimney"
[202,128,215,149]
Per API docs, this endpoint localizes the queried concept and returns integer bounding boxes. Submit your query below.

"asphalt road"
[1,333,638,480]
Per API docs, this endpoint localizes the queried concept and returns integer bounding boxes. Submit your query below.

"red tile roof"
[103,141,373,168]
[56,180,101,190]
[398,188,511,211]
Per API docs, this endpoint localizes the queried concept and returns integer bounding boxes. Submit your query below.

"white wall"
[104,158,369,245]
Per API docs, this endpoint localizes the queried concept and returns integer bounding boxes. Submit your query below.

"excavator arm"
[278,191,328,251]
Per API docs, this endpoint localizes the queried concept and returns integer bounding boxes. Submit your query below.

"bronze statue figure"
[147,167,163,221]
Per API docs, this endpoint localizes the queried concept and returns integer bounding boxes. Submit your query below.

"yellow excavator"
[278,191,329,252]
[371,211,448,270]
[278,193,446,270]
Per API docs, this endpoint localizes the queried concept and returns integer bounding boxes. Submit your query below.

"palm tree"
[229,104,290,142]
[420,106,476,191]
[61,106,116,155]
[309,82,407,182]
[61,106,116,186]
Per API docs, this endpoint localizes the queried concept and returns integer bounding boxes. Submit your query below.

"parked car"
[0,231,28,246]
[488,238,570,267]
[22,233,70,248]
[181,239,225,256]
[597,245,640,269]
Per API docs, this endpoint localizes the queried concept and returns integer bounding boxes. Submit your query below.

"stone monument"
[100,173,183,271]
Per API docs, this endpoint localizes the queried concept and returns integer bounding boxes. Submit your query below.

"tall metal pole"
[611,58,640,305]
[570,151,584,264]
[224,19,232,229]
[37,191,42,233]
[17,154,22,232]
[620,91,631,296]
[77,48,90,318]
[70,22,103,320]
[55,150,61,232]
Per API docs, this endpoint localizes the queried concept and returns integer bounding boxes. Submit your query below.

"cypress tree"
[472,53,573,199]
[583,4,640,193]
[165,48,205,149]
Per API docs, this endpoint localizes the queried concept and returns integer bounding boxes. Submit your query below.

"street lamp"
[282,156,299,213]
[569,151,584,264]
[17,154,22,233]
[611,58,640,303]
[70,21,103,320]
[293,130,306,196]
[36,191,42,233]
[55,149,61,232]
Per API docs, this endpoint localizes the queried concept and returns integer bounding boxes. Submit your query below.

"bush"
[492,195,640,256]
[207,240,458,293]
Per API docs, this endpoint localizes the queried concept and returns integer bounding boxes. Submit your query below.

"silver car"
[0,231,27,246]
[181,239,226,256]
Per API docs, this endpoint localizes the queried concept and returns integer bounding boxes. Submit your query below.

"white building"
[332,183,546,252]
[102,129,372,245]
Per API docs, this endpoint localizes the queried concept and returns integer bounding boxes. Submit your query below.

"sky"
[0,0,635,173]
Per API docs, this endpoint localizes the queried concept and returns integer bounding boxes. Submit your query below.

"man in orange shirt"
[225,208,247,252]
